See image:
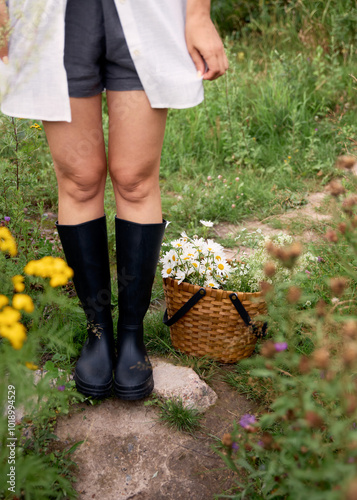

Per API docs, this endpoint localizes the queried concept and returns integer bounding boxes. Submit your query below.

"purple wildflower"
[57,385,65,391]
[305,270,311,274]
[257,440,264,447]
[4,216,10,222]
[239,414,256,428]
[275,342,288,352]
[232,442,239,451]
[317,256,323,262]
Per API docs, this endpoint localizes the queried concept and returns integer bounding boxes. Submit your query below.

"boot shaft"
[56,215,113,329]
[115,217,166,326]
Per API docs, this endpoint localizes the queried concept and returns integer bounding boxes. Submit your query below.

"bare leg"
[107,90,167,224]
[42,95,106,225]
[43,95,115,398]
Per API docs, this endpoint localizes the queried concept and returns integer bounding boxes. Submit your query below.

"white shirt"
[0,0,204,122]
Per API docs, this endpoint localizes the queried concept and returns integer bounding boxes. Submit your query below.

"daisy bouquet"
[161,225,319,294]
[160,232,232,289]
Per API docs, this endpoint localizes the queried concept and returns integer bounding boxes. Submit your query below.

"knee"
[111,164,159,204]
[56,160,107,204]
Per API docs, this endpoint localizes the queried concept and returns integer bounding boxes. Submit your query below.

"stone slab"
[152,359,217,412]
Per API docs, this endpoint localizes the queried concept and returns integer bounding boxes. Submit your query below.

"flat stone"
[52,361,258,499]
[55,398,223,500]
[152,359,217,412]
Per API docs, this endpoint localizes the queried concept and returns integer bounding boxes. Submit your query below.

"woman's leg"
[43,95,115,398]
[107,90,167,399]
[42,95,107,225]
[107,90,167,223]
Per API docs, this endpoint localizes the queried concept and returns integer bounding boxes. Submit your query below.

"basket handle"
[229,293,267,339]
[163,288,267,339]
[163,287,206,327]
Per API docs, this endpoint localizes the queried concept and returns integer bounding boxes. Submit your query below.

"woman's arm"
[185,0,228,80]
[0,0,9,63]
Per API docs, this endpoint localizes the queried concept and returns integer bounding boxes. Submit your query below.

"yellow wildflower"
[0,227,17,257]
[25,362,39,370]
[30,123,42,131]
[12,294,34,313]
[24,256,73,287]
[12,275,25,292]
[0,322,27,349]
[50,274,70,287]
[0,295,9,309]
[0,306,21,326]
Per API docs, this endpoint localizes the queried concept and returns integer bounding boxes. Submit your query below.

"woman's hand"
[185,1,228,80]
[0,0,9,63]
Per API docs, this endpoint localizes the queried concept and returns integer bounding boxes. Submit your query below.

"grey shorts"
[64,0,144,97]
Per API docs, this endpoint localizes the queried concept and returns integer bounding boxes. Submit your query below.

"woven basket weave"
[163,277,267,363]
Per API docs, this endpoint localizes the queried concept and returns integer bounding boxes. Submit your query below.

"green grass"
[147,397,204,433]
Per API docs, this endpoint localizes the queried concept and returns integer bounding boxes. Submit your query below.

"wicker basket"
[163,277,267,363]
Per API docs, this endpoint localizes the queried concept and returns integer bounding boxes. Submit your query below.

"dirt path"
[215,191,331,259]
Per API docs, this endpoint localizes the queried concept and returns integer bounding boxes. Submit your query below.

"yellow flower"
[24,256,73,287]
[237,51,245,61]
[0,322,27,349]
[0,227,17,257]
[12,294,34,313]
[25,362,39,370]
[30,123,42,131]
[0,306,21,326]
[50,274,69,287]
[12,275,25,292]
[0,295,9,309]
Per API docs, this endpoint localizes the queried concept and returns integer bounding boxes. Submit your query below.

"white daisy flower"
[176,269,187,284]
[216,260,230,276]
[204,278,220,289]
[162,262,174,278]
[180,231,188,241]
[171,238,185,248]
[161,250,178,265]
[200,220,214,227]
[203,240,224,255]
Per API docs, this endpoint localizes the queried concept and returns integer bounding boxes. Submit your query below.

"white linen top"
[0,0,204,122]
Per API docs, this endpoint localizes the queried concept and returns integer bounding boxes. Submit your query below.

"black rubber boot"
[56,216,115,398]
[114,217,166,400]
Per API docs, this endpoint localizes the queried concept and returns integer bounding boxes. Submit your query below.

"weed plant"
[146,397,204,434]
[215,188,357,499]
[0,230,84,499]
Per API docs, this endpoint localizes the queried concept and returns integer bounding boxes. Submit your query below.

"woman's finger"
[188,46,206,77]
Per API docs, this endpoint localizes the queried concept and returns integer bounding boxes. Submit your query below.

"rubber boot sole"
[113,374,154,401]
[74,372,113,399]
